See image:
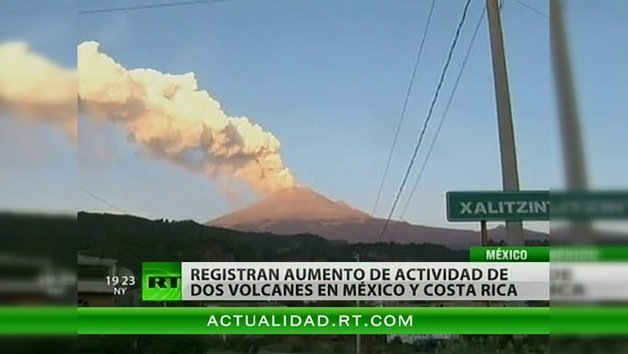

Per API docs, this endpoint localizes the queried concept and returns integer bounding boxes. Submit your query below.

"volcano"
[209,186,547,249]
[211,186,370,226]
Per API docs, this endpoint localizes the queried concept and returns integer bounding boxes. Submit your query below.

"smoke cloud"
[0,42,77,139]
[78,41,295,195]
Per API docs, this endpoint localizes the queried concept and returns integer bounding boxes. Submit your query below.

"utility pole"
[551,0,587,190]
[486,0,524,245]
[551,0,591,241]
[354,252,361,354]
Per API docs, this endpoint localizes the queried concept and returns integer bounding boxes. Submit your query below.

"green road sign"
[446,190,628,221]
[446,191,550,221]
[551,191,628,221]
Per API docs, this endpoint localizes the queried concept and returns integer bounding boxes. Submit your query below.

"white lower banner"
[180,262,549,301]
[552,263,628,301]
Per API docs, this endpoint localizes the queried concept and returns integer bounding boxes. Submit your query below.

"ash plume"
[78,41,295,194]
[0,42,77,139]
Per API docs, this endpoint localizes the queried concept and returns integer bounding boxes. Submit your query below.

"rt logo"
[147,276,181,289]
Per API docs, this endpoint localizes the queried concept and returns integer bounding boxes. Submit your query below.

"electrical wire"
[399,6,487,221]
[512,0,548,18]
[79,0,237,15]
[371,0,437,217]
[80,188,127,214]
[378,0,474,241]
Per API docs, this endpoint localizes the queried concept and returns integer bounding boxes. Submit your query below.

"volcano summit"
[211,186,370,226]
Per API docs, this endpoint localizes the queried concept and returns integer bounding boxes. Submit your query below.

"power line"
[371,0,436,217]
[79,188,127,214]
[512,0,548,18]
[79,0,237,15]
[378,0,474,241]
[399,6,486,221]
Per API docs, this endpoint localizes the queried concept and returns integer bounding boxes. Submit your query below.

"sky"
[0,0,77,214]
[1,0,626,232]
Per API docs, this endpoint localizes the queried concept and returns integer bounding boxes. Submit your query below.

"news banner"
[3,246,628,335]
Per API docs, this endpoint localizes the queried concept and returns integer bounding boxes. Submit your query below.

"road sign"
[552,191,628,221]
[447,191,549,221]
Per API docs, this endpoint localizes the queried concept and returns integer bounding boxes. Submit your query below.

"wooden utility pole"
[551,0,587,190]
[551,0,591,241]
[486,0,524,245]
[354,252,361,354]
[481,220,489,246]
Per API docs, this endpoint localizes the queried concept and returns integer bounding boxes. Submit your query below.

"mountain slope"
[209,187,548,249]
[211,186,370,227]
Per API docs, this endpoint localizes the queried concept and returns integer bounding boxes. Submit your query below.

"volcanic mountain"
[209,186,547,249]
[212,186,370,225]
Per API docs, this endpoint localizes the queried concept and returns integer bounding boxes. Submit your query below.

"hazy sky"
[1,0,626,232]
